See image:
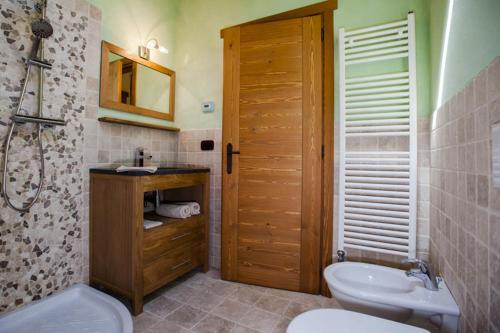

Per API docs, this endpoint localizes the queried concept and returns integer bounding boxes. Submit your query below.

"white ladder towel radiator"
[338,13,418,258]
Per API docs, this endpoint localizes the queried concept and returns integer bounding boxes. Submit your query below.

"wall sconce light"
[138,38,169,60]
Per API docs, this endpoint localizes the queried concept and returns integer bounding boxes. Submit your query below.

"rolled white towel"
[173,202,200,215]
[156,204,191,219]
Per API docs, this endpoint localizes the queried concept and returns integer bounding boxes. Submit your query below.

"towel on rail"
[172,202,201,215]
[156,204,191,219]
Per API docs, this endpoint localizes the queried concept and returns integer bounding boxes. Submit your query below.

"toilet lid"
[287,309,430,333]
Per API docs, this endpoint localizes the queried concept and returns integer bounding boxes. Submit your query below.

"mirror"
[100,41,175,121]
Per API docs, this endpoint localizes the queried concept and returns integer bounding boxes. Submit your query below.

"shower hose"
[1,6,48,212]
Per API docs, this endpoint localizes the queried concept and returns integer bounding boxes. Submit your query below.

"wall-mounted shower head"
[32,19,53,38]
[30,19,53,59]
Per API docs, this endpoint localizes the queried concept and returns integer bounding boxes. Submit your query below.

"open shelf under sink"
[143,212,204,231]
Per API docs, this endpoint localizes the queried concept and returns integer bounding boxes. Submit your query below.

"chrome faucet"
[402,258,439,291]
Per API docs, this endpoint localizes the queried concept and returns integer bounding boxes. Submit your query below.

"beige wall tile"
[477,175,489,208]
[487,57,500,102]
[429,56,500,332]
[464,81,475,114]
[474,69,488,109]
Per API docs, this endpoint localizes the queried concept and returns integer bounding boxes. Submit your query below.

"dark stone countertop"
[90,166,210,176]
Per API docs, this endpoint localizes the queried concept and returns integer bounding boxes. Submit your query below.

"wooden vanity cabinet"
[89,169,210,315]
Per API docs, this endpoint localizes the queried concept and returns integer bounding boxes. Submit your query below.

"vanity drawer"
[143,217,204,264]
[143,242,203,294]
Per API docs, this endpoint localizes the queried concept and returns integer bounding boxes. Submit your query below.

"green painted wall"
[174,0,432,129]
[429,0,447,110]
[172,0,320,129]
[430,0,500,109]
[89,0,179,127]
[334,0,431,118]
[91,0,434,129]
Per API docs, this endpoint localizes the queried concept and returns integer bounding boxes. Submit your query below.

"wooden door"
[222,15,323,293]
[108,60,123,102]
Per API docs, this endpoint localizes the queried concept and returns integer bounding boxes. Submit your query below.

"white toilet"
[287,309,430,333]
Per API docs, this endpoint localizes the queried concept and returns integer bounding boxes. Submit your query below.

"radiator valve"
[337,250,346,262]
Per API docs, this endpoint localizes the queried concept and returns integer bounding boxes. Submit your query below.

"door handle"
[226,143,240,174]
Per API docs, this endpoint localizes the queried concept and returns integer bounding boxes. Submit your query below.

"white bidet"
[324,262,460,333]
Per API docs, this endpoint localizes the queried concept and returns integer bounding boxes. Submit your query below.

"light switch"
[492,123,500,188]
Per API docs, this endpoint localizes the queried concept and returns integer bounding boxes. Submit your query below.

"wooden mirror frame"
[99,41,176,121]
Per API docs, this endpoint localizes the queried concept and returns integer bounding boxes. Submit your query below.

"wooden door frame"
[220,0,336,296]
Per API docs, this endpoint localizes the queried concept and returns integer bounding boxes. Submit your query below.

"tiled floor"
[133,270,342,333]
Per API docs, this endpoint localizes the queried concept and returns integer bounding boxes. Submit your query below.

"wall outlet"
[202,101,215,113]
[201,140,214,151]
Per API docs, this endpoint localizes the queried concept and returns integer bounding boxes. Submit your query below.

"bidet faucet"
[402,258,439,291]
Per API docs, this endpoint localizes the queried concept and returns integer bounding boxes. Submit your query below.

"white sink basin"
[324,262,460,333]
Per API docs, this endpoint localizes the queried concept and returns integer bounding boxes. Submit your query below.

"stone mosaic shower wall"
[0,0,89,313]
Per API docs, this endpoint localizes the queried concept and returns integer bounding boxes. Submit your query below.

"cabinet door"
[222,15,323,293]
